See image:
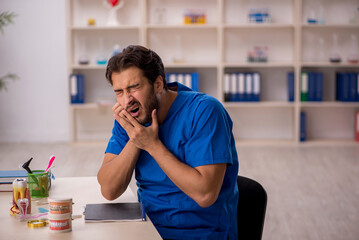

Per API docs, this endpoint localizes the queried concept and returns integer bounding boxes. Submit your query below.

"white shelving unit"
[299,0,359,143]
[66,0,359,144]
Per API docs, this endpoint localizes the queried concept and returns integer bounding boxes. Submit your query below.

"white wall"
[0,0,69,142]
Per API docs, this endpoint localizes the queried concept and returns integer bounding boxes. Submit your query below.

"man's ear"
[154,76,164,94]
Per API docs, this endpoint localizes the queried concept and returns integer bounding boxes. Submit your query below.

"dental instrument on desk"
[22,157,33,174]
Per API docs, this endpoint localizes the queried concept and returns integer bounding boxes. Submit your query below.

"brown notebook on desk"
[84,202,145,222]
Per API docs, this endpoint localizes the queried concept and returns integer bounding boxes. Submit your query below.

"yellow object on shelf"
[87,18,96,26]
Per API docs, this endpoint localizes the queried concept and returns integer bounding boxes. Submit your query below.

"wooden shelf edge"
[224,23,294,29]
[301,62,359,68]
[299,139,359,146]
[71,26,140,30]
[235,139,297,146]
[224,102,295,108]
[224,62,294,68]
[72,64,106,70]
[70,103,115,109]
[301,24,359,29]
[300,102,359,108]
[164,63,218,68]
[146,24,217,29]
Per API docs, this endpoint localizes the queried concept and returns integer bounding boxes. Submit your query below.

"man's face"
[112,67,158,125]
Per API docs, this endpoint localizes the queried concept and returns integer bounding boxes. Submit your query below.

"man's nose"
[123,91,134,107]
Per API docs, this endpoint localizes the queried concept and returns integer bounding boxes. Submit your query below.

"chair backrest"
[237,175,267,240]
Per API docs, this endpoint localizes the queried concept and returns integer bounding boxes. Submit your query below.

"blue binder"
[307,72,315,101]
[301,72,308,102]
[315,72,323,101]
[287,72,294,102]
[245,73,253,101]
[70,74,85,104]
[191,73,199,92]
[336,72,342,101]
[349,72,357,102]
[252,72,261,102]
[166,72,200,92]
[230,73,238,102]
[342,73,350,102]
[224,74,230,102]
[300,112,306,142]
[238,73,245,102]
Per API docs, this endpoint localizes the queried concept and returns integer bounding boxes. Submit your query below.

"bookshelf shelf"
[70,103,115,110]
[223,23,294,29]
[146,24,218,29]
[72,26,140,31]
[301,62,359,68]
[164,62,218,68]
[300,102,359,108]
[301,24,359,29]
[224,62,294,68]
[67,0,359,143]
[72,64,107,70]
[299,139,359,145]
[224,102,295,108]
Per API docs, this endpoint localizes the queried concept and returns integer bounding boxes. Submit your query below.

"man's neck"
[157,90,177,125]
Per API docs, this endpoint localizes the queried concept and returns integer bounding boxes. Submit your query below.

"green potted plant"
[0,11,19,91]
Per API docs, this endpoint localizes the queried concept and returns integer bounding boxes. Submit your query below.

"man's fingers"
[112,103,125,118]
[151,109,158,129]
[120,109,141,128]
[115,112,135,130]
[112,102,121,112]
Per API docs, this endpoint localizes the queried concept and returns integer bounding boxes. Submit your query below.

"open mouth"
[127,105,140,118]
[130,107,139,114]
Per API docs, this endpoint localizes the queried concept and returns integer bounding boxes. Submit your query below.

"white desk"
[0,177,162,239]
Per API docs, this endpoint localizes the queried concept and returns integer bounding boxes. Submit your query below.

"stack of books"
[0,170,28,192]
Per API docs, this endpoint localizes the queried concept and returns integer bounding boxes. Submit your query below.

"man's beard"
[139,88,158,125]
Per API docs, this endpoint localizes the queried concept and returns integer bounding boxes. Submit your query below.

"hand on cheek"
[112,102,126,124]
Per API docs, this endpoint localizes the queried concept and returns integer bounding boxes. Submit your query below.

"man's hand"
[114,104,160,152]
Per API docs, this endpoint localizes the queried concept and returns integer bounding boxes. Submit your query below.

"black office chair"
[237,175,267,240]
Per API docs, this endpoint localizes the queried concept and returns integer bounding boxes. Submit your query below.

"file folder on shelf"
[300,112,306,142]
[355,111,359,142]
[225,72,261,102]
[70,74,85,104]
[308,72,316,101]
[301,72,308,102]
[315,72,323,101]
[252,72,261,102]
[287,72,294,102]
[336,72,359,102]
[224,74,230,102]
[231,73,238,102]
[166,72,200,92]
[238,73,245,102]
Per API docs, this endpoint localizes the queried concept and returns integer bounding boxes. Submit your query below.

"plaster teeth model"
[13,178,27,203]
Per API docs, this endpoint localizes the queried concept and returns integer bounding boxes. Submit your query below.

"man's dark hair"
[105,45,167,90]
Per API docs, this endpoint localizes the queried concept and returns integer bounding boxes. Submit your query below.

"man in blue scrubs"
[97,45,239,240]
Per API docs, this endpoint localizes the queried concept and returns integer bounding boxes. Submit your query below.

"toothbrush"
[45,155,55,173]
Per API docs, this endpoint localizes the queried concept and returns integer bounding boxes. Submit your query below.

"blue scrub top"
[106,82,239,240]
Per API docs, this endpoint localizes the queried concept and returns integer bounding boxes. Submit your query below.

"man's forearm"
[97,142,140,200]
[145,140,226,208]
